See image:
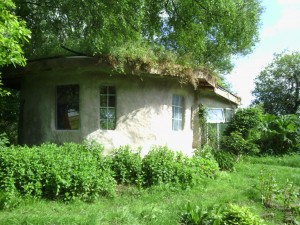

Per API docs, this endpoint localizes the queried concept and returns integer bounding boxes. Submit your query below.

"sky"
[227,0,300,107]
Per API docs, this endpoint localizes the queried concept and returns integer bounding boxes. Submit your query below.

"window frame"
[206,108,234,124]
[172,94,184,131]
[55,84,80,130]
[99,86,116,130]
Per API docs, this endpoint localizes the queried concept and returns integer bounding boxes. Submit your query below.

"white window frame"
[100,86,116,130]
[172,95,184,131]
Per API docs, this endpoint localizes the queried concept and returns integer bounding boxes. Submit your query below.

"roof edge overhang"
[1,56,240,105]
[2,56,216,89]
[214,86,241,105]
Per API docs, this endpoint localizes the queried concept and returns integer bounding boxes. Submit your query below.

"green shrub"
[221,204,265,225]
[224,107,263,139]
[0,191,22,210]
[180,203,264,225]
[213,151,237,171]
[173,153,219,189]
[191,156,219,179]
[141,146,219,188]
[0,133,9,147]
[221,132,260,156]
[111,146,142,186]
[0,142,116,202]
[193,145,215,160]
[258,114,300,155]
[180,203,219,225]
[141,146,176,187]
[195,145,236,171]
[172,153,196,189]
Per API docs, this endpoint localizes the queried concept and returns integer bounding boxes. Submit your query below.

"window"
[172,95,184,130]
[206,108,234,123]
[224,108,234,122]
[207,109,225,123]
[56,85,79,130]
[100,86,116,130]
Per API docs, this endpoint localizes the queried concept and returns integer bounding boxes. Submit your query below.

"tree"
[0,0,31,68]
[252,52,300,115]
[14,0,262,74]
[0,0,30,144]
[0,0,31,95]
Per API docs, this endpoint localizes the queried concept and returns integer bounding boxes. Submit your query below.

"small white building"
[3,56,240,155]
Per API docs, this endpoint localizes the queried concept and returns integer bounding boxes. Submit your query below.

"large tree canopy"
[252,52,300,115]
[15,0,262,73]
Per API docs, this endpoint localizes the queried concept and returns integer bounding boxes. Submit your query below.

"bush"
[224,107,263,139]
[180,203,264,225]
[191,156,219,179]
[0,133,9,148]
[0,142,116,202]
[258,114,300,155]
[111,146,142,186]
[221,132,260,156]
[195,145,236,171]
[193,145,215,160]
[213,151,237,171]
[141,146,176,187]
[222,204,265,225]
[141,146,219,188]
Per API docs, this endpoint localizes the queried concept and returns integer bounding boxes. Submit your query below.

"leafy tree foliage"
[14,0,262,73]
[253,52,300,115]
[0,0,31,96]
[0,0,30,144]
[0,0,31,68]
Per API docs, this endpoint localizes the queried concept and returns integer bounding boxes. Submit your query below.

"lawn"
[0,154,299,225]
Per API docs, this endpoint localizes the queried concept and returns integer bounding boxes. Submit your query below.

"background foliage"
[0,89,20,144]
[220,107,300,156]
[257,114,300,155]
[253,51,300,115]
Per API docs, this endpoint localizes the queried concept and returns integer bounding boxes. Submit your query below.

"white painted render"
[6,57,239,155]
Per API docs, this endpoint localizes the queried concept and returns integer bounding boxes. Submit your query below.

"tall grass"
[245,153,300,168]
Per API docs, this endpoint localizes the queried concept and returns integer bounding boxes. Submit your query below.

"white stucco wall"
[20,68,195,155]
[16,58,239,156]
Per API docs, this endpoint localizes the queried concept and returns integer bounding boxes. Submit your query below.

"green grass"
[0,155,299,225]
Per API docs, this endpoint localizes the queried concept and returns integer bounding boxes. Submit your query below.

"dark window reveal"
[100,86,116,130]
[56,85,79,130]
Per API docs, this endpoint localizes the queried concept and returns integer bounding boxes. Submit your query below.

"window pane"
[100,120,107,130]
[225,109,234,122]
[107,108,115,119]
[100,95,107,106]
[100,108,108,119]
[100,86,116,130]
[207,109,225,123]
[108,96,116,107]
[56,85,79,130]
[172,95,184,131]
[108,86,116,94]
[100,87,107,95]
